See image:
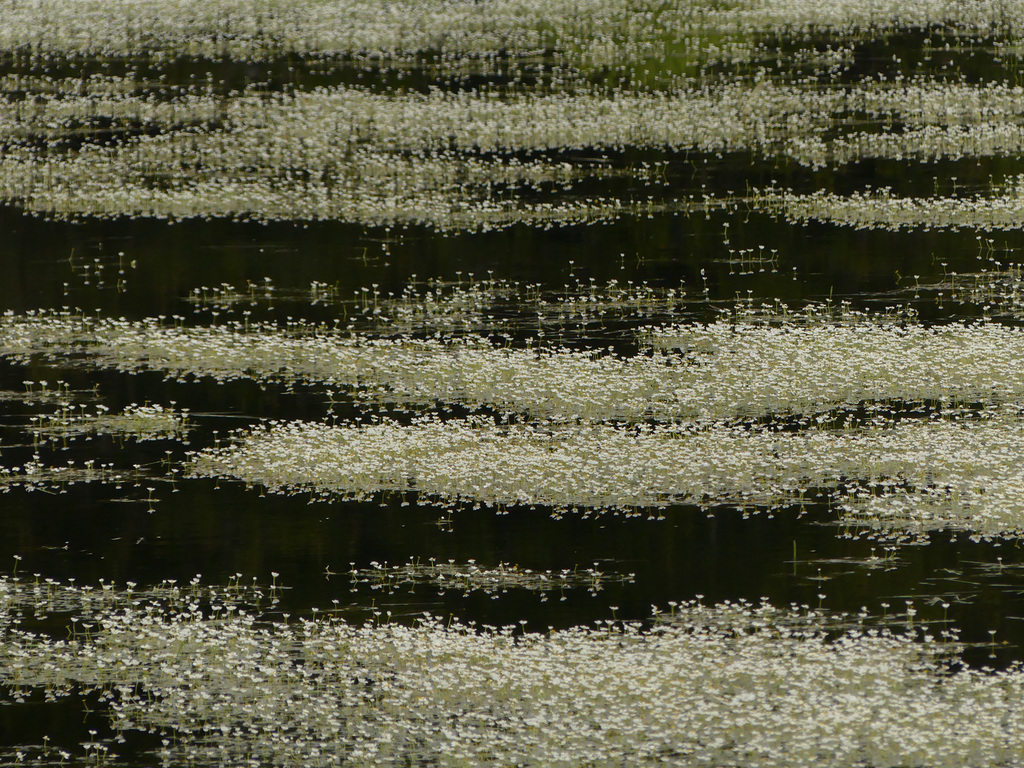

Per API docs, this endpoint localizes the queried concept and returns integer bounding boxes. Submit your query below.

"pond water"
[5,1,1024,765]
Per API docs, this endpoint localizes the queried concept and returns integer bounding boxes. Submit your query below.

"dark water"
[4,17,1024,759]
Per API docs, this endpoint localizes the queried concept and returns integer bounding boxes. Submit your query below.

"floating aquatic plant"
[6,577,1023,768]
[14,77,1024,154]
[756,186,1024,232]
[190,275,689,337]
[29,402,191,443]
[184,404,1024,541]
[1,0,1019,71]
[644,311,1024,416]
[12,308,1024,422]
[347,558,635,598]
[0,379,81,407]
[0,142,649,230]
[951,265,1024,319]
[0,76,821,229]
[836,409,1024,542]
[18,71,1024,227]
[0,572,280,620]
[785,123,1024,169]
[4,3,1024,766]
[0,455,144,494]
[185,409,1024,539]
[0,0,761,71]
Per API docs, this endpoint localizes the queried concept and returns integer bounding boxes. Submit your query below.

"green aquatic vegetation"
[187,415,822,514]
[833,80,1024,126]
[955,271,1024,318]
[26,75,1024,226]
[529,276,690,330]
[4,1,1024,764]
[186,406,1024,541]
[793,550,907,582]
[0,310,746,421]
[908,256,1024,319]
[20,180,639,230]
[645,313,1024,416]
[163,82,834,153]
[352,275,687,328]
[0,379,84,407]
[733,0,1024,34]
[347,558,635,598]
[15,77,1024,155]
[187,281,273,310]
[2,310,695,421]
[2,81,838,153]
[718,298,920,326]
[338,277,520,334]
[0,74,138,97]
[0,87,228,147]
[0,79,825,228]
[5,579,1024,768]
[775,78,1024,168]
[188,277,349,311]
[12,79,1024,229]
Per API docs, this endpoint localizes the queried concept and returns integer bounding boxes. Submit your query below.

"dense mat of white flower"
[0,81,816,227]
[11,75,1024,225]
[5,0,1024,764]
[7,310,1024,421]
[2,577,1021,767]
[185,410,1024,538]
[757,187,1024,231]
[2,0,1021,63]
[0,0,755,67]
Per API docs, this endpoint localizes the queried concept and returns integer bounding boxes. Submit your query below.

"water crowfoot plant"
[347,558,635,598]
[29,403,191,444]
[186,408,1024,541]
[5,0,1024,763]
[13,308,1024,421]
[755,186,1024,232]
[187,275,689,337]
[0,456,146,495]
[3,577,1024,768]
